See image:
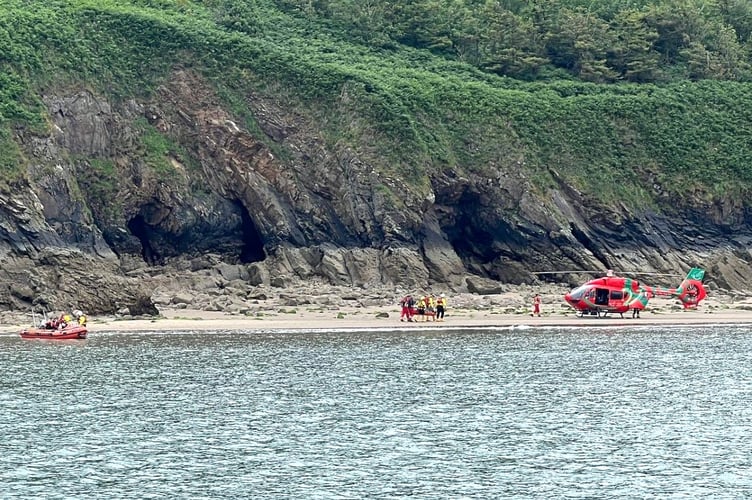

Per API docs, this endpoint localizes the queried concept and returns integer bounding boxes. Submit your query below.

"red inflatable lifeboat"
[20,325,88,340]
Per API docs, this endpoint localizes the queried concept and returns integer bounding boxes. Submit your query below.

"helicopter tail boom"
[649,267,706,308]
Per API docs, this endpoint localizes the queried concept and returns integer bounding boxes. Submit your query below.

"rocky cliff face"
[2,69,751,315]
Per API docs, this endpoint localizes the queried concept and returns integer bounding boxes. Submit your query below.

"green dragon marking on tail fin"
[686,268,705,281]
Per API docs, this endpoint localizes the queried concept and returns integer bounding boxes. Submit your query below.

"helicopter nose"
[564,293,573,304]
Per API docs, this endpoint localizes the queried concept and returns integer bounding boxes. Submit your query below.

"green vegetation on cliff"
[1,0,752,206]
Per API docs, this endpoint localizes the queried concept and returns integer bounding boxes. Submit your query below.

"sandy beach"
[3,283,752,335]
[3,304,752,336]
[99,306,752,331]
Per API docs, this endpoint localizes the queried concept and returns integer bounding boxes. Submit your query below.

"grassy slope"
[1,0,751,208]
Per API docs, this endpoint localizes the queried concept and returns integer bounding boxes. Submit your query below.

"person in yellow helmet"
[427,294,436,321]
[57,312,72,328]
[416,296,427,322]
[74,309,87,326]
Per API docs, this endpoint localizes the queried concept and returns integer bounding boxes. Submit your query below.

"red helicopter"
[556,267,706,317]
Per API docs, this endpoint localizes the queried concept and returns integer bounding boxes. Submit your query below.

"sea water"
[1,325,751,498]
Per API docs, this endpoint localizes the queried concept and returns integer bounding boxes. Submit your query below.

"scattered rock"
[466,276,503,295]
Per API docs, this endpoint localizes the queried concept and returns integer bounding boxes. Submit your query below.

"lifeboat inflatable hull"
[20,326,88,340]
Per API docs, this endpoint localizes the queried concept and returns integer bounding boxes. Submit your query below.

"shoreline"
[4,280,751,336]
[3,306,752,335]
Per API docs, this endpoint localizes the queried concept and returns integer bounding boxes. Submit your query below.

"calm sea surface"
[2,325,751,499]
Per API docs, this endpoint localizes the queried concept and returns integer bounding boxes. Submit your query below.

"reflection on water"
[2,326,752,498]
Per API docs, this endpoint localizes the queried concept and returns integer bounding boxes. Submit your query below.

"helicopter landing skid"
[577,310,624,318]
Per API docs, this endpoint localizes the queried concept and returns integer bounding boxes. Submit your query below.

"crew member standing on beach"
[427,294,436,321]
[73,309,87,326]
[532,294,541,317]
[400,295,416,322]
[436,294,446,321]
[417,295,427,321]
[632,291,645,318]
[400,295,411,322]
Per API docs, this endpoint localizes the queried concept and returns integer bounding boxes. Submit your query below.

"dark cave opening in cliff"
[235,200,266,263]
[128,215,162,265]
[441,197,500,267]
[439,193,528,281]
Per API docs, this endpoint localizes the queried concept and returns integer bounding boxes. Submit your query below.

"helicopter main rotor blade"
[532,270,681,277]
[531,271,604,274]
[625,272,682,277]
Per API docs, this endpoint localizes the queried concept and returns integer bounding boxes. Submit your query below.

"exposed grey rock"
[171,292,195,305]
[318,246,351,285]
[270,276,289,288]
[380,247,429,288]
[0,69,749,318]
[10,284,34,302]
[152,295,172,306]
[246,263,270,286]
[128,295,160,316]
[247,290,268,300]
[466,276,504,295]
[216,263,246,282]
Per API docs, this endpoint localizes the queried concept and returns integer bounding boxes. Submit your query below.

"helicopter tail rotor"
[675,268,706,308]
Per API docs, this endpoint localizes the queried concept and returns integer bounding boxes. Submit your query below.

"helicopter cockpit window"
[568,285,587,300]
